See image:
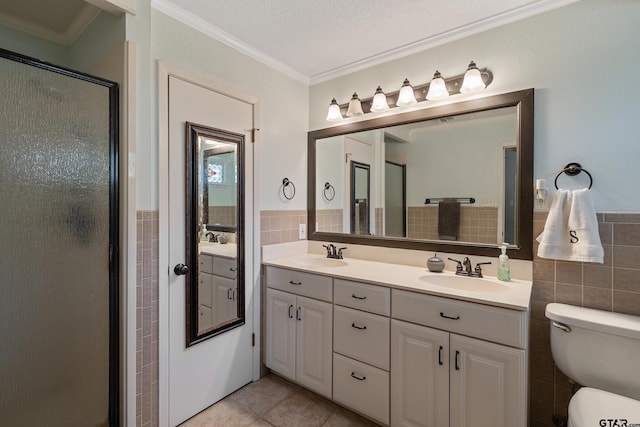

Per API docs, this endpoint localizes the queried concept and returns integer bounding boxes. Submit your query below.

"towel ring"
[323,182,335,201]
[554,162,593,189]
[281,178,296,200]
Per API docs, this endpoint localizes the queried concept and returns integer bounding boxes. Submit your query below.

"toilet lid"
[569,387,640,427]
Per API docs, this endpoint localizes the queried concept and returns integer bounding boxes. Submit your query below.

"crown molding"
[151,0,578,86]
[309,0,580,84]
[151,0,310,85]
[0,3,100,46]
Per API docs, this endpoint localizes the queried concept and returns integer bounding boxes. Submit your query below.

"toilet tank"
[545,303,640,401]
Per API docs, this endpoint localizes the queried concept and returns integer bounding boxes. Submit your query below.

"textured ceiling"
[157,0,578,81]
[0,0,577,80]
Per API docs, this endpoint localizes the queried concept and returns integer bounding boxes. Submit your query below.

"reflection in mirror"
[186,122,244,346]
[309,89,533,260]
[351,161,370,235]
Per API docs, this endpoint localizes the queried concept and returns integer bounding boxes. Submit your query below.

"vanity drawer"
[213,256,237,279]
[265,266,332,302]
[333,353,389,425]
[199,254,213,274]
[392,289,527,349]
[334,306,390,370]
[334,279,390,316]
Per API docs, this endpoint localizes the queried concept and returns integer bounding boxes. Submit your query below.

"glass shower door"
[0,50,118,426]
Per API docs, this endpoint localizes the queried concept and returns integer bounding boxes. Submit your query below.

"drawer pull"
[289,280,302,286]
[350,372,366,381]
[351,294,367,300]
[455,350,461,371]
[288,304,294,319]
[351,322,367,330]
[438,345,444,366]
[229,267,237,272]
[440,311,460,320]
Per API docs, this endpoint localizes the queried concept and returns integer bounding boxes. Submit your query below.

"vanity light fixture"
[346,92,364,117]
[370,86,390,112]
[425,70,449,100]
[325,98,343,121]
[396,78,418,106]
[460,60,486,94]
[325,61,492,121]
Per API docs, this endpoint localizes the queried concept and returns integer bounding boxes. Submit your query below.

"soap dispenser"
[497,244,511,282]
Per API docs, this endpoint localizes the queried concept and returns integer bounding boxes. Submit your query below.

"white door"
[168,75,254,426]
[390,320,449,427]
[449,334,526,427]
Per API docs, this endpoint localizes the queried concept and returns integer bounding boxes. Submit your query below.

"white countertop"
[263,253,532,311]
[199,242,237,258]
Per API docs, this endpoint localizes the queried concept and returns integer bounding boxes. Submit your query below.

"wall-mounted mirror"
[308,89,533,260]
[186,122,244,346]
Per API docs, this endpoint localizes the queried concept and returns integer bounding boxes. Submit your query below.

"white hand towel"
[537,189,604,263]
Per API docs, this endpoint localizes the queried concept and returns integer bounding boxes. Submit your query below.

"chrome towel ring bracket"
[281,177,296,200]
[323,182,335,201]
[554,162,593,189]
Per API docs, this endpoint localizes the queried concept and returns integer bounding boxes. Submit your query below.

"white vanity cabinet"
[265,267,333,398]
[198,254,215,330]
[199,253,238,330]
[333,279,391,425]
[212,256,238,324]
[391,289,528,427]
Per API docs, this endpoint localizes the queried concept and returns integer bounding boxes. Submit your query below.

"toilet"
[545,303,640,426]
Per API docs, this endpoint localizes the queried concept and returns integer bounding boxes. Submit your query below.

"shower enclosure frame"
[0,47,120,426]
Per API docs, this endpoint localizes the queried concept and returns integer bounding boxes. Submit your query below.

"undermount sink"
[420,274,511,293]
[292,257,348,268]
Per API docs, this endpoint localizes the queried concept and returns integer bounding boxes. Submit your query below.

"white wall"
[309,0,640,212]
[127,7,309,211]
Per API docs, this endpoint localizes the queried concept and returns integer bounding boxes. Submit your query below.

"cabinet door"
[450,334,526,427]
[296,295,333,398]
[266,289,296,381]
[214,276,236,324]
[391,320,449,427]
[198,272,213,308]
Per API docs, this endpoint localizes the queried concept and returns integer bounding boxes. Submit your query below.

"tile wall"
[316,209,344,233]
[260,209,308,245]
[208,206,237,227]
[136,211,159,427]
[529,212,640,427]
[407,206,499,244]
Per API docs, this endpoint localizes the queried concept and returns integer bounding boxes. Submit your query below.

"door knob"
[174,263,189,275]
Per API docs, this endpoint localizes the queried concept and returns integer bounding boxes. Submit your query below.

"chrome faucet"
[448,257,491,278]
[323,244,347,259]
[462,257,473,275]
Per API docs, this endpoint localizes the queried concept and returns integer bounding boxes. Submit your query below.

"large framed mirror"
[308,89,533,259]
[185,122,244,346]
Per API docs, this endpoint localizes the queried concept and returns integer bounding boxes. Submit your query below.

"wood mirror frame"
[308,89,534,260]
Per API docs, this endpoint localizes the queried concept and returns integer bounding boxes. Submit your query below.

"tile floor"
[180,373,380,427]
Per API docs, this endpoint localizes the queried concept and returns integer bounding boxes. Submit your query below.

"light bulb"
[346,92,364,116]
[426,70,449,100]
[370,86,390,112]
[325,98,342,121]
[396,79,417,107]
[460,61,486,94]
